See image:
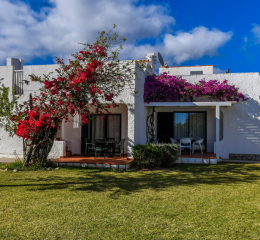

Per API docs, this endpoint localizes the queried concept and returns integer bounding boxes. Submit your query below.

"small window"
[190,71,203,75]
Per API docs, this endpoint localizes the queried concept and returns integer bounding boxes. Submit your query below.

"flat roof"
[159,65,213,68]
[144,102,236,107]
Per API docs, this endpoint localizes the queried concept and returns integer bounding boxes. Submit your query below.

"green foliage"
[0,84,20,136]
[6,159,24,170]
[132,143,179,168]
[159,143,180,167]
[4,159,57,171]
[32,159,57,169]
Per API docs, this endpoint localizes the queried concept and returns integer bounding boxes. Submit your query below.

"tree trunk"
[23,119,60,166]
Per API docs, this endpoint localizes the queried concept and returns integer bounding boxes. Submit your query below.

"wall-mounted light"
[19,80,29,85]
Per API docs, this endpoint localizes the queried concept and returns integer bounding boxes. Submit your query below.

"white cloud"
[251,24,260,43]
[0,0,232,65]
[162,27,233,64]
[0,0,175,64]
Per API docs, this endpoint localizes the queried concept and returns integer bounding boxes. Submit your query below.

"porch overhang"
[145,101,237,162]
[144,101,237,107]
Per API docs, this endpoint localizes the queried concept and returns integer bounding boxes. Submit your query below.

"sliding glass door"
[81,115,121,153]
[157,112,206,150]
[173,113,189,139]
[189,113,206,141]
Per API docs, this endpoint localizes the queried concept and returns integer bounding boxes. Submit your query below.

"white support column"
[216,105,220,161]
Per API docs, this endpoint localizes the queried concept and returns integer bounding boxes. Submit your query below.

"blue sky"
[1,0,260,73]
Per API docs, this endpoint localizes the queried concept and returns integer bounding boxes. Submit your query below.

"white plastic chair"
[192,138,204,154]
[179,138,192,155]
[170,138,178,144]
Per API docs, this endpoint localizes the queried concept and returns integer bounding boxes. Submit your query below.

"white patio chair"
[170,138,178,144]
[192,138,204,154]
[179,138,192,155]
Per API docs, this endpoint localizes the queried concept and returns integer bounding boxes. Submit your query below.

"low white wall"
[48,141,66,159]
[0,123,23,158]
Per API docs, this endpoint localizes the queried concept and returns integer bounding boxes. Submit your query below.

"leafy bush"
[132,143,179,168]
[6,159,24,170]
[5,158,57,171]
[32,159,57,169]
[158,143,180,167]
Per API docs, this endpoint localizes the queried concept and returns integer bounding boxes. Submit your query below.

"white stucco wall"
[183,73,260,159]
[159,65,213,76]
[3,56,258,160]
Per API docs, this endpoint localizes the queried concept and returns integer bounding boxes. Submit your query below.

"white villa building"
[0,54,260,164]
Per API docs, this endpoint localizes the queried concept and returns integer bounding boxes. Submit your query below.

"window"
[190,71,203,75]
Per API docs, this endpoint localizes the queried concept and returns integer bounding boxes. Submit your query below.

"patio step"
[66,151,72,157]
[221,160,260,164]
[65,146,72,157]
[56,162,133,170]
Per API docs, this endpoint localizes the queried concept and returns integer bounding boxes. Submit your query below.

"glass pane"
[92,115,105,141]
[107,115,121,143]
[174,113,189,139]
[189,113,206,150]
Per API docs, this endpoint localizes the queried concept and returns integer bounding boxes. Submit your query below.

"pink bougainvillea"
[144,73,247,103]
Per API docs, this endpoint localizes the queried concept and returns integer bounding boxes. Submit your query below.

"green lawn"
[1,163,260,239]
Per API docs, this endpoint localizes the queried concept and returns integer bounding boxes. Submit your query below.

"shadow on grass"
[1,163,260,198]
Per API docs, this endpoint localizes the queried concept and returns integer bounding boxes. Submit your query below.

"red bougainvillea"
[9,26,135,165]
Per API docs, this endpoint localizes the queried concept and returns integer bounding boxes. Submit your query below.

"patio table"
[94,139,116,157]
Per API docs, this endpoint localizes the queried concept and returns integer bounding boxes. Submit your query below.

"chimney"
[6,58,23,70]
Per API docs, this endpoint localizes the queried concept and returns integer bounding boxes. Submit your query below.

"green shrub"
[6,158,57,171]
[156,143,180,167]
[132,143,179,168]
[6,159,24,170]
[132,143,163,168]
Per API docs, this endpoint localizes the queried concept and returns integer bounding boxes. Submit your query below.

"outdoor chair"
[170,138,178,144]
[179,138,192,155]
[192,138,204,154]
[85,138,95,156]
[115,139,125,158]
[92,141,109,159]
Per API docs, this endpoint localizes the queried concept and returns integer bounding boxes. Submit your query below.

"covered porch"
[53,103,133,159]
[145,101,237,162]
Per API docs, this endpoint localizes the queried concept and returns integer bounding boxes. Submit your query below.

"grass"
[1,163,260,239]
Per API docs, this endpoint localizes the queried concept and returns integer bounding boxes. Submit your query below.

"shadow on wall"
[224,98,260,151]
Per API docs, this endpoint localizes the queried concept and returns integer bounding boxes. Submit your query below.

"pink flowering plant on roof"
[144,73,247,103]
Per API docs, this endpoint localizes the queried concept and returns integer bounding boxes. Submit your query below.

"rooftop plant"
[144,73,247,103]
